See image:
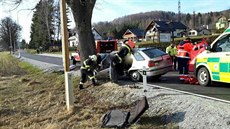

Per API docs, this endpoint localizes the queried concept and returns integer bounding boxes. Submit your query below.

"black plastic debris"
[101,96,149,128]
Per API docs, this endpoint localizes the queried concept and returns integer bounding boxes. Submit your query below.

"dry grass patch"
[0,53,172,128]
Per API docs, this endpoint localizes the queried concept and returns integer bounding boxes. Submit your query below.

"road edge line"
[137,82,230,104]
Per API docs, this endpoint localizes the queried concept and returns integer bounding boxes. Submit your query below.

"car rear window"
[142,48,166,58]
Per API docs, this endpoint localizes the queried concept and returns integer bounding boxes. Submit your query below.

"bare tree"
[1,0,97,62]
[0,17,21,53]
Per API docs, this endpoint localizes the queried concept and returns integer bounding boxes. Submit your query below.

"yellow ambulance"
[195,27,230,86]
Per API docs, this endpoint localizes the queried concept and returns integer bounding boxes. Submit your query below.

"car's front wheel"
[197,67,211,86]
[130,71,142,82]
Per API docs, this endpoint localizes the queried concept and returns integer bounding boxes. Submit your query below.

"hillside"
[93,9,230,39]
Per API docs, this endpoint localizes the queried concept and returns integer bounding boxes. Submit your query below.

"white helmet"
[89,55,97,61]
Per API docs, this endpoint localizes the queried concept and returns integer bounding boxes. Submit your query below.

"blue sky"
[0,0,229,42]
[93,0,230,23]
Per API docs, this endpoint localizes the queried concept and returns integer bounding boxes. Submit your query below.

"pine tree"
[29,0,55,50]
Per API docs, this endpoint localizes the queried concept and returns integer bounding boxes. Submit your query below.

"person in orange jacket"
[177,37,194,80]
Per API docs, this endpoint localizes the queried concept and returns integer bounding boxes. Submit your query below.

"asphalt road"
[149,71,230,101]
[20,51,65,66]
[19,51,230,101]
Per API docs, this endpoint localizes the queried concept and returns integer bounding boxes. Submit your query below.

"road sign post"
[60,0,74,111]
[142,66,147,92]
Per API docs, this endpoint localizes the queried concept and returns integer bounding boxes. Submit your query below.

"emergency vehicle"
[71,40,118,64]
[195,28,230,86]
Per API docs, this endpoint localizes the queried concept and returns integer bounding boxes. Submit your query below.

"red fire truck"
[71,40,118,64]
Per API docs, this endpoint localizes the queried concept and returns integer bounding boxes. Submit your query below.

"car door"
[210,33,230,83]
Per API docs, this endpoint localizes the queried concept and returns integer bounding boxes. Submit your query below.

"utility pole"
[17,9,30,57]
[8,10,13,54]
[60,0,74,111]
[9,26,13,54]
[178,0,181,22]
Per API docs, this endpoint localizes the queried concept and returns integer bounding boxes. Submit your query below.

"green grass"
[18,61,41,74]
[0,52,41,76]
[0,52,25,76]
[25,49,37,54]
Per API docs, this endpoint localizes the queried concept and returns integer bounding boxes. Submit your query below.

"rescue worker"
[109,39,135,83]
[177,38,194,80]
[166,42,177,70]
[79,54,99,90]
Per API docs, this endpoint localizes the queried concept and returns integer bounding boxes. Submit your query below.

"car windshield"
[142,48,166,58]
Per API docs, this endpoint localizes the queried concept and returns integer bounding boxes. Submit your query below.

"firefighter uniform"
[110,40,135,83]
[79,55,98,90]
[177,39,194,80]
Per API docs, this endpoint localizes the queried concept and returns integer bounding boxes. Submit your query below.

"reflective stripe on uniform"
[124,44,131,54]
[115,53,122,63]
[115,45,131,63]
[81,60,90,69]
[88,76,95,80]
[177,50,190,58]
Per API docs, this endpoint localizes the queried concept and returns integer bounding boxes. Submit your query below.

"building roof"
[169,21,187,30]
[155,21,173,31]
[129,28,145,37]
[146,20,187,32]
[123,28,145,38]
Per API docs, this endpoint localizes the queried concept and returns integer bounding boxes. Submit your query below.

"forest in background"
[93,9,230,39]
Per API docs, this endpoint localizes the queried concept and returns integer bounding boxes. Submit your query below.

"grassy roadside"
[0,52,176,128]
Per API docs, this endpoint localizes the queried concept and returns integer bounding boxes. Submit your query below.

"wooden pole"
[60,0,74,111]
[60,0,70,71]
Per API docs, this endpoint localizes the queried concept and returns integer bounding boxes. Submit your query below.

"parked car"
[98,48,173,81]
[128,48,173,81]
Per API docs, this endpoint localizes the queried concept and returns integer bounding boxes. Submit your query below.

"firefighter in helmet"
[109,39,135,83]
[79,54,99,90]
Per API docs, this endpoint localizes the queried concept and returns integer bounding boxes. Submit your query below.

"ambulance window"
[213,34,230,52]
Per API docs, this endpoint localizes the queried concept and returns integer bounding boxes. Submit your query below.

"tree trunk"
[68,0,96,62]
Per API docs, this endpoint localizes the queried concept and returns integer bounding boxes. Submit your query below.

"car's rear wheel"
[197,67,211,86]
[130,71,142,82]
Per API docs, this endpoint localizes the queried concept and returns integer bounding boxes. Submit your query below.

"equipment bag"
[101,109,130,128]
[128,96,149,124]
[184,76,199,85]
[101,96,149,128]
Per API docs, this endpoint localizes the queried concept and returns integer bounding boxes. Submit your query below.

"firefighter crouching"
[177,38,194,80]
[79,54,100,90]
[109,39,135,83]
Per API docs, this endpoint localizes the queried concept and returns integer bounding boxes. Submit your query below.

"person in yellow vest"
[109,39,135,83]
[166,42,177,70]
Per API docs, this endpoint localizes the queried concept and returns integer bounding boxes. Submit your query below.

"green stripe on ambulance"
[207,58,219,62]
